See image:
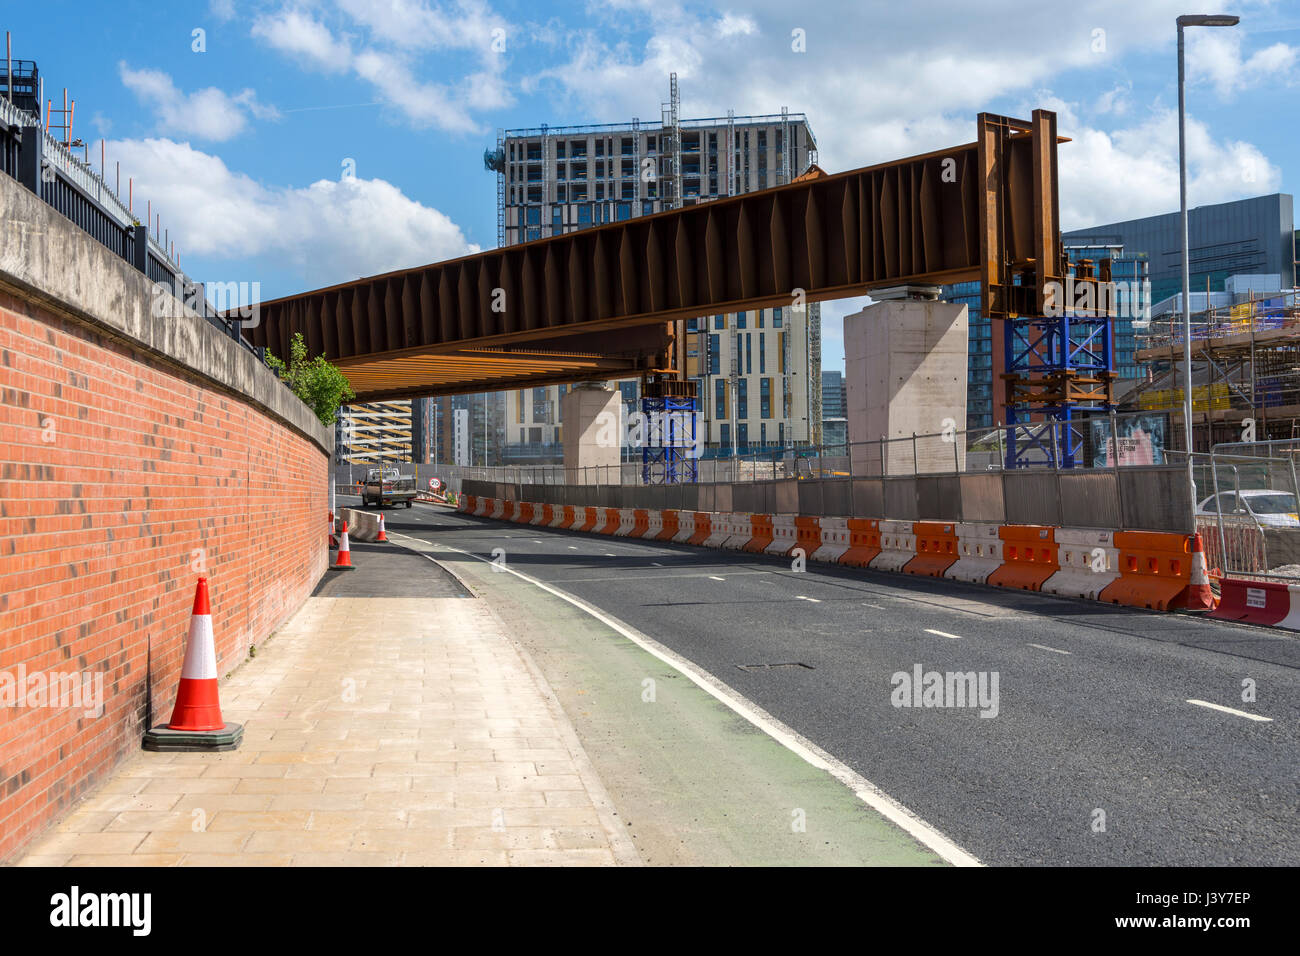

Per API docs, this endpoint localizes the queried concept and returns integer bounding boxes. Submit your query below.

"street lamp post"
[1177,13,1239,522]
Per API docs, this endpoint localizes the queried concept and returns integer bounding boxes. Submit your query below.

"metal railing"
[1185,440,1300,580]
[409,408,1186,489]
[0,94,270,368]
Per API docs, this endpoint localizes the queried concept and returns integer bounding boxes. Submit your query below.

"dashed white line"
[708,575,725,581]
[1027,643,1071,655]
[796,596,821,603]
[925,628,963,640]
[1185,699,1273,722]
[604,553,616,557]
[863,603,885,610]
[568,546,578,550]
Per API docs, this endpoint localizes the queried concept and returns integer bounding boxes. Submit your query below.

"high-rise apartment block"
[482,82,824,455]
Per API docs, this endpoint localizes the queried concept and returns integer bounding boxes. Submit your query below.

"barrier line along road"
[389,530,983,868]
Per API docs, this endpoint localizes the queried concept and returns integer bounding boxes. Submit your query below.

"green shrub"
[265,332,355,426]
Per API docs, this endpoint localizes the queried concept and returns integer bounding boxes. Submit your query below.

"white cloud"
[250,8,353,72]
[209,0,236,23]
[1187,29,1299,97]
[251,1,512,131]
[110,137,479,288]
[1057,107,1281,229]
[119,63,278,141]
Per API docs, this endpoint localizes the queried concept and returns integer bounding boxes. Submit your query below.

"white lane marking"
[1185,699,1273,722]
[709,575,725,581]
[395,531,981,868]
[796,596,821,603]
[568,546,578,550]
[863,603,885,610]
[604,553,616,557]
[1028,643,1071,655]
[652,562,663,567]
[925,628,962,640]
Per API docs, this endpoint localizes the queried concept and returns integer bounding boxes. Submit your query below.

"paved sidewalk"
[16,543,640,866]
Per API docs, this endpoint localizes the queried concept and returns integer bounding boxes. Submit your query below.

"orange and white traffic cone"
[328,510,338,549]
[376,512,388,543]
[1183,532,1216,611]
[142,578,244,751]
[168,578,224,731]
[334,521,355,569]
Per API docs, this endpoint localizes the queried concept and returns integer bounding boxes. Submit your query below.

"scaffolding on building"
[1132,289,1300,447]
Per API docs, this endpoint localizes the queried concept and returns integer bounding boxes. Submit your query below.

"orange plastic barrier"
[1098,532,1196,611]
[501,500,516,522]
[743,514,774,552]
[987,525,1058,591]
[558,505,577,529]
[905,522,960,577]
[631,509,651,538]
[516,502,534,524]
[657,510,680,541]
[536,504,553,526]
[793,516,821,557]
[687,512,712,546]
[462,495,476,515]
[839,518,881,567]
[597,507,621,534]
[577,506,600,533]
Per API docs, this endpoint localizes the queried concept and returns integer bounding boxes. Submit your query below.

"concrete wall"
[0,172,333,861]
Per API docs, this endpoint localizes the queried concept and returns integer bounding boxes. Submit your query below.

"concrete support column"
[844,300,969,476]
[561,385,621,485]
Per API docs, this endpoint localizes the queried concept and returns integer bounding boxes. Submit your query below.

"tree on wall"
[265,332,355,426]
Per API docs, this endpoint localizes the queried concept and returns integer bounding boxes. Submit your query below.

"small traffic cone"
[1183,532,1216,611]
[376,512,388,543]
[142,578,243,751]
[328,510,338,549]
[334,521,355,569]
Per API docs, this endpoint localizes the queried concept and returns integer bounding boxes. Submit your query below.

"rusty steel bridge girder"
[246,111,1063,403]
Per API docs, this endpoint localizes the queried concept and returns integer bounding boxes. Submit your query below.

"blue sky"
[8,0,1299,370]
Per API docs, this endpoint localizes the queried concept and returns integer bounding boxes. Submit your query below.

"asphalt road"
[343,496,1300,866]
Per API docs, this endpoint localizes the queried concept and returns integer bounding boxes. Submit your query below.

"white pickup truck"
[361,467,417,508]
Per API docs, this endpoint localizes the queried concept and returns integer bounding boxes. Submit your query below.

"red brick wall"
[0,289,329,860]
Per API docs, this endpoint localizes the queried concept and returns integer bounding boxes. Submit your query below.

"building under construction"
[478,76,823,460]
[1133,278,1300,449]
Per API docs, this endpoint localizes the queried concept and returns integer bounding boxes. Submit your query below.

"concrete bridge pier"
[845,298,969,476]
[562,384,622,485]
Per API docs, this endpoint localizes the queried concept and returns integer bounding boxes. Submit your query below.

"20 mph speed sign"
[429,478,442,491]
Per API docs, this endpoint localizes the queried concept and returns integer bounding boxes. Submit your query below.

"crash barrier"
[465,497,1216,613]
[987,525,1058,591]
[944,522,1002,584]
[872,520,917,573]
[743,514,775,553]
[1097,531,1209,611]
[341,508,384,542]
[904,522,959,578]
[1211,577,1300,629]
[1042,529,1121,601]
[811,517,850,563]
[767,515,798,556]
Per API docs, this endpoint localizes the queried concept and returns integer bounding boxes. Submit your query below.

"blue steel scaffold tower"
[1002,260,1116,468]
[640,377,698,484]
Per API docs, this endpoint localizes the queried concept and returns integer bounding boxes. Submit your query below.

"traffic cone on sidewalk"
[334,521,355,569]
[1182,532,1216,611]
[328,511,338,549]
[376,512,388,543]
[142,578,243,752]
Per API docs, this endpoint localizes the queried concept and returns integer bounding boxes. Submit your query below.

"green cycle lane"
[393,528,949,867]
